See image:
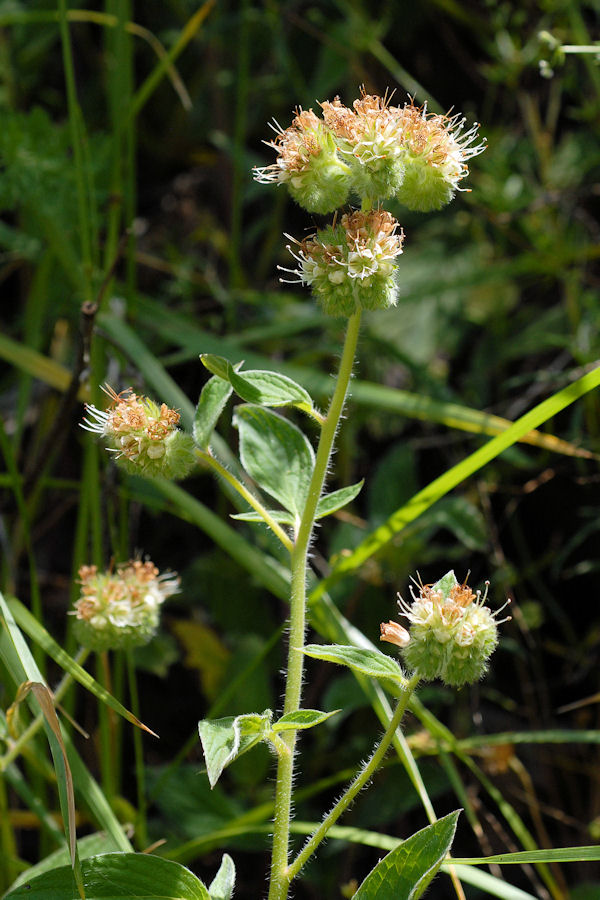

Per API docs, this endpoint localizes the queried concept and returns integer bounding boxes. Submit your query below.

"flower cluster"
[320,92,408,202]
[71,559,179,651]
[282,209,404,315]
[255,89,485,316]
[255,89,485,214]
[393,102,485,212]
[381,571,510,687]
[82,385,196,479]
[254,109,351,213]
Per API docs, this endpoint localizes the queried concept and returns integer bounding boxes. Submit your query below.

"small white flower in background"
[71,559,179,651]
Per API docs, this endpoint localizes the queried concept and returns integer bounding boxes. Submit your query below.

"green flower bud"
[71,560,179,652]
[321,92,406,203]
[383,571,510,688]
[82,385,197,480]
[394,102,486,212]
[281,209,404,316]
[253,108,351,214]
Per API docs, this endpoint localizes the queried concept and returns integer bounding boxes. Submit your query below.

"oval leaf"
[4,853,210,899]
[194,375,234,449]
[229,368,313,410]
[272,709,340,732]
[208,854,236,900]
[316,480,364,519]
[200,354,314,412]
[353,811,460,900]
[200,354,231,381]
[234,405,315,517]
[303,644,404,683]
[198,711,271,788]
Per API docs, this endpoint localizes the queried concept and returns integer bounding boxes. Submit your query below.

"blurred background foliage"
[1,0,600,897]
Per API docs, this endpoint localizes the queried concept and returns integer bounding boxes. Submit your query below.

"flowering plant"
[66,88,499,900]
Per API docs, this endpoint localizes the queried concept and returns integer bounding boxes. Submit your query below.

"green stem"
[57,0,93,301]
[126,649,148,849]
[268,310,362,900]
[197,449,294,552]
[287,673,420,881]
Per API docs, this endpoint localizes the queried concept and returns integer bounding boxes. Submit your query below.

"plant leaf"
[8,834,132,890]
[315,480,364,519]
[7,598,157,737]
[312,363,600,602]
[198,711,272,789]
[201,354,314,412]
[230,509,295,525]
[234,404,315,517]
[200,353,231,381]
[229,368,313,411]
[272,709,340,732]
[302,644,404,684]
[3,852,210,899]
[353,811,460,899]
[194,375,234,449]
[208,854,236,900]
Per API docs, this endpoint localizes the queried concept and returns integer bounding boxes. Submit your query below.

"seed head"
[394,101,486,211]
[81,385,196,480]
[392,571,510,688]
[321,89,407,202]
[253,108,351,214]
[280,209,404,316]
[71,559,179,651]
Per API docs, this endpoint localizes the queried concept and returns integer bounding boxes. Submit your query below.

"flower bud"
[82,386,196,480]
[280,209,404,316]
[394,102,486,212]
[71,559,179,651]
[380,620,410,648]
[394,571,510,688]
[321,92,406,203]
[253,108,351,214]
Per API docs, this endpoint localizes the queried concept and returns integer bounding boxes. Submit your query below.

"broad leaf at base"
[353,811,460,899]
[3,853,210,899]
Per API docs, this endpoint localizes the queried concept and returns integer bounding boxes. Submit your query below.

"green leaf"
[198,711,272,789]
[316,480,364,519]
[272,709,340,732]
[229,369,313,411]
[8,834,129,890]
[149,479,289,601]
[234,405,315,517]
[201,354,314,411]
[453,845,600,865]
[194,375,234,449]
[353,811,460,900]
[312,363,600,602]
[302,644,404,684]
[3,853,210,899]
[7,598,157,738]
[432,570,458,596]
[201,354,231,381]
[230,509,295,525]
[208,854,235,900]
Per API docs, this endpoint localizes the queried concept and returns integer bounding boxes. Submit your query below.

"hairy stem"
[287,673,421,881]
[197,448,294,553]
[268,310,362,900]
